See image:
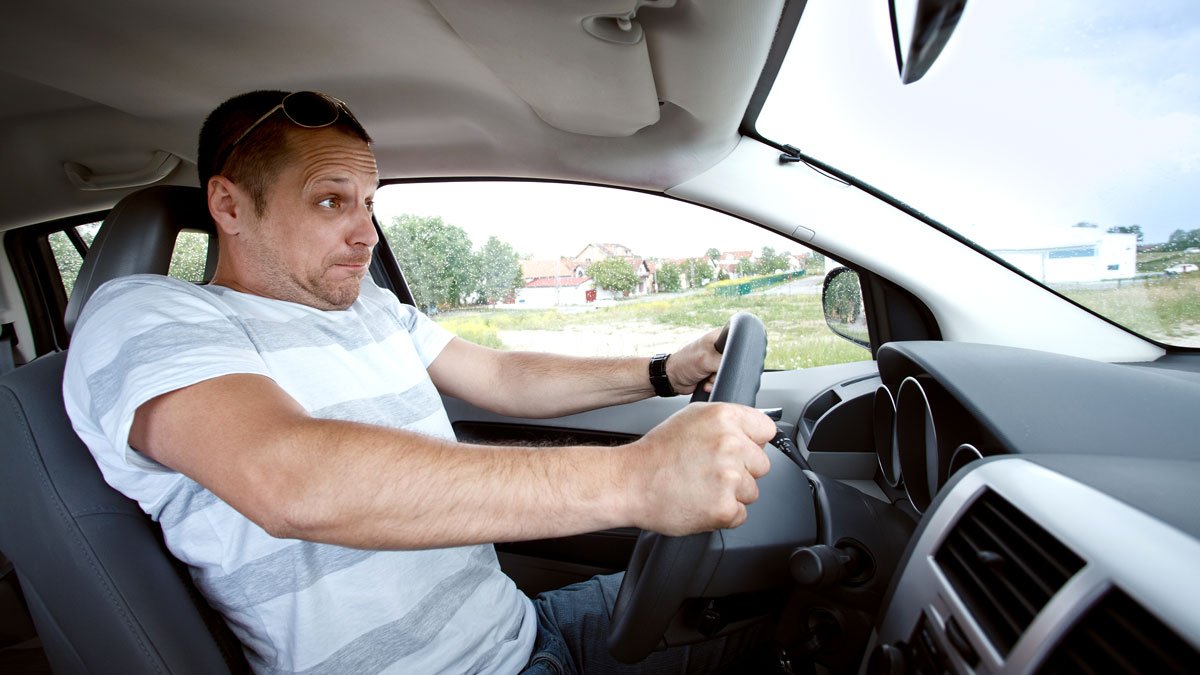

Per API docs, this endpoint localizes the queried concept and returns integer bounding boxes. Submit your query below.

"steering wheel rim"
[607,311,768,663]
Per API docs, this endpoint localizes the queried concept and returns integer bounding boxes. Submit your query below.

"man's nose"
[350,204,379,248]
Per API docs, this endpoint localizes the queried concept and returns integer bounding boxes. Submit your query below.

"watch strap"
[649,353,678,397]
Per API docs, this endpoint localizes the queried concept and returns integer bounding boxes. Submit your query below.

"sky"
[757,0,1200,246]
[378,0,1200,258]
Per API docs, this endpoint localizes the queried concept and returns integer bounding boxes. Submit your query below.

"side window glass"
[168,230,212,282]
[375,182,871,370]
[47,222,101,297]
[47,222,209,300]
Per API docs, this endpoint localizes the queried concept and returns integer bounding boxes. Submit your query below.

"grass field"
[435,288,871,370]
[1056,273,1200,345]
[1132,250,1200,273]
[1051,250,1200,345]
[437,251,1200,363]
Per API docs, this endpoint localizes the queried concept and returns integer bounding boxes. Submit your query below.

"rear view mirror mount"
[888,0,966,84]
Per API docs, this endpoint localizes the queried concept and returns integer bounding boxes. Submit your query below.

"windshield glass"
[758,0,1200,347]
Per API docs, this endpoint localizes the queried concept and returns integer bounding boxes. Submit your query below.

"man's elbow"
[234,468,332,542]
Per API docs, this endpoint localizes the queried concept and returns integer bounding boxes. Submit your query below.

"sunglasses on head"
[214,91,361,174]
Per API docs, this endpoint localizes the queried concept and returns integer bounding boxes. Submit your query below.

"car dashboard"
[788,341,1200,673]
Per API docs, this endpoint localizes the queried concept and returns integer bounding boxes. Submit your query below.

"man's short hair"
[197,90,373,215]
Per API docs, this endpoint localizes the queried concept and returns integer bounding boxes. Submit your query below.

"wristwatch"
[649,353,678,397]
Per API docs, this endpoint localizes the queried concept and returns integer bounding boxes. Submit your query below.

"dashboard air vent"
[934,490,1084,655]
[1037,588,1199,674]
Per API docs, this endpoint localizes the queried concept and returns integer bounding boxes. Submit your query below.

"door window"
[375,181,870,370]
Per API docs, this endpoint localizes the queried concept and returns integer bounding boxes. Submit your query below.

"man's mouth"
[334,256,372,269]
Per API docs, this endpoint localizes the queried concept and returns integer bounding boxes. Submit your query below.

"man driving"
[64,90,774,674]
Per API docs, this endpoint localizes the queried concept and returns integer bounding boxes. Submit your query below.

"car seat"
[0,186,248,673]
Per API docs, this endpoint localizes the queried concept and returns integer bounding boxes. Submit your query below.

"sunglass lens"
[283,92,340,128]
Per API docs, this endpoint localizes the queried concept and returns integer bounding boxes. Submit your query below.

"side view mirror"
[822,267,870,348]
[888,0,967,84]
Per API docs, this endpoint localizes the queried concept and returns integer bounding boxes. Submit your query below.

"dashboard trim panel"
[872,456,1200,673]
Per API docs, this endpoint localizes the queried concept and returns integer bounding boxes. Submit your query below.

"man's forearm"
[429,329,724,420]
[488,351,654,418]
[252,417,637,549]
[133,374,774,551]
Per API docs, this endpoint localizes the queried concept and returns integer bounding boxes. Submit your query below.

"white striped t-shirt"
[63,274,536,674]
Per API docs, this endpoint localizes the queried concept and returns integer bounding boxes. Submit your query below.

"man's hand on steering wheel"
[621,403,775,536]
[662,326,726,395]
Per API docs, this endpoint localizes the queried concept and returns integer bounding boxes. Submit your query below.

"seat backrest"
[0,186,248,674]
[65,185,218,335]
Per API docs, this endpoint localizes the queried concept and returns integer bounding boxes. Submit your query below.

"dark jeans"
[521,574,758,675]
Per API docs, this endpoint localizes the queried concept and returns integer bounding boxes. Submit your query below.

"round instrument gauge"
[896,376,938,513]
[873,385,901,487]
[948,443,983,479]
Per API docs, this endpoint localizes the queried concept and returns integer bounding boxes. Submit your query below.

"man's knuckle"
[714,500,740,524]
[717,467,740,486]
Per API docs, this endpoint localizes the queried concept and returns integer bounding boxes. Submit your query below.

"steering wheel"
[607,311,768,663]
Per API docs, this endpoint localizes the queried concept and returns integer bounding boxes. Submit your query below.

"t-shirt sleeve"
[406,308,456,366]
[64,276,272,481]
[360,278,455,366]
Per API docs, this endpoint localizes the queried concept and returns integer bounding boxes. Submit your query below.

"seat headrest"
[64,186,214,335]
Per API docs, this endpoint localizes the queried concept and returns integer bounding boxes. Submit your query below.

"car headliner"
[0,0,790,231]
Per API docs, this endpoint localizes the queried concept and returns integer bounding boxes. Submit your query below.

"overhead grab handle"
[64,150,181,191]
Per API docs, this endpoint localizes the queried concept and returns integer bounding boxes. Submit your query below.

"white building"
[986,227,1137,283]
[513,275,595,307]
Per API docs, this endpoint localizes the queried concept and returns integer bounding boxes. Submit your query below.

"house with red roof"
[515,257,595,306]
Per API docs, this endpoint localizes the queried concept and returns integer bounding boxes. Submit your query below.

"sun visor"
[429,0,671,137]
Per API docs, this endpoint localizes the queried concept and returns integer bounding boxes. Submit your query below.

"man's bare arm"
[428,328,725,419]
[129,373,774,550]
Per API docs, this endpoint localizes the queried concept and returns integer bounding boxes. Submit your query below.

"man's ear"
[207,176,249,236]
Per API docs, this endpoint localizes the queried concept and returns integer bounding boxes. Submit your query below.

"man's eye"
[318,197,341,209]
[365,199,375,214]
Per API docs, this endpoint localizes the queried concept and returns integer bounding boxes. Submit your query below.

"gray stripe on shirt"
[156,477,221,529]
[86,319,254,420]
[310,380,442,429]
[202,542,377,612]
[231,303,401,354]
[85,283,415,422]
[269,546,495,675]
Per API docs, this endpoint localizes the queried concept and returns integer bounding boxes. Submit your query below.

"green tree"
[168,230,211,282]
[587,257,638,296]
[473,236,523,305]
[1165,228,1200,252]
[736,257,756,277]
[655,261,682,293]
[1107,224,1144,244]
[683,257,714,287]
[705,247,721,262]
[755,246,789,275]
[806,252,826,276]
[825,269,863,323]
[383,214,478,310]
[48,231,84,296]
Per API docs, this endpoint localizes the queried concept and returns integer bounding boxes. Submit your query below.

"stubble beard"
[304,266,365,310]
[254,245,367,311]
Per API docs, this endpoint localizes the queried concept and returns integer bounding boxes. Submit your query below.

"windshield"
[758,0,1200,348]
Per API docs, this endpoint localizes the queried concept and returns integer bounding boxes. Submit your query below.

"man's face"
[238,127,380,310]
